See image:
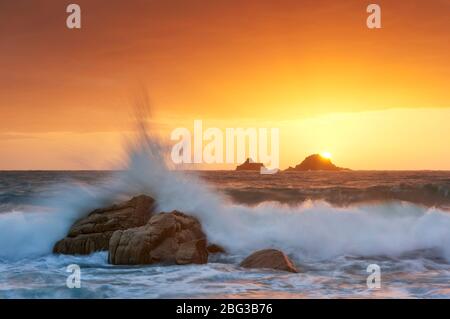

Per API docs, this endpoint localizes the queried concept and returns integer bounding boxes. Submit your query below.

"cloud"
[0,133,40,141]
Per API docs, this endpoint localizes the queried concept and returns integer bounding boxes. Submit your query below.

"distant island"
[236,158,265,171]
[284,154,349,172]
[235,154,349,172]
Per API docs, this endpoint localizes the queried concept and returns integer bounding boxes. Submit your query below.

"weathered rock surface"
[108,211,208,265]
[53,195,155,255]
[240,249,299,273]
[207,243,226,254]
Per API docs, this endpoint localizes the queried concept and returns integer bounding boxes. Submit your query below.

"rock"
[207,243,226,254]
[53,195,155,255]
[284,154,349,171]
[108,211,208,265]
[240,249,299,273]
[236,158,265,171]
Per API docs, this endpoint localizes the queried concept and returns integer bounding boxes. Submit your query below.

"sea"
[1,168,450,299]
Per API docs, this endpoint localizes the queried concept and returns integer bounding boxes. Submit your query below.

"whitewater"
[1,128,450,298]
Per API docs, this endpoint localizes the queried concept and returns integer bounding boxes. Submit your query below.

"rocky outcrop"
[285,154,348,171]
[108,211,208,265]
[236,158,265,171]
[240,249,299,273]
[53,195,155,255]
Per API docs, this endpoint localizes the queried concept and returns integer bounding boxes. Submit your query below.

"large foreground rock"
[109,211,208,265]
[53,195,155,255]
[240,249,299,273]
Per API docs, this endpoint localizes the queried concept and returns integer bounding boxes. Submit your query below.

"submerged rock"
[108,211,208,265]
[53,195,155,255]
[240,249,299,273]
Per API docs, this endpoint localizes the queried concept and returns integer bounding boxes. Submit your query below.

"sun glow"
[320,152,332,159]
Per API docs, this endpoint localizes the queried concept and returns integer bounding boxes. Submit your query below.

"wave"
[221,183,450,210]
[1,103,450,263]
[0,181,118,260]
[119,133,450,262]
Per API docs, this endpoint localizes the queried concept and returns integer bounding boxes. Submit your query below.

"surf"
[0,110,450,263]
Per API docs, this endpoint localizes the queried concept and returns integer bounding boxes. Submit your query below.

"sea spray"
[111,124,450,262]
[0,179,123,260]
[1,108,450,262]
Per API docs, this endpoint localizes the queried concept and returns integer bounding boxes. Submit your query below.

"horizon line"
[1,169,450,172]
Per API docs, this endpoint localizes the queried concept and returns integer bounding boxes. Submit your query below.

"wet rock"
[207,243,226,254]
[240,249,298,273]
[53,195,155,255]
[108,211,208,265]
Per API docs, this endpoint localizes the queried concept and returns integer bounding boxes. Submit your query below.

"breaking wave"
[1,104,450,263]
[112,128,450,262]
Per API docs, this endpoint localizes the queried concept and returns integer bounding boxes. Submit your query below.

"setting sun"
[320,152,332,159]
[0,0,450,301]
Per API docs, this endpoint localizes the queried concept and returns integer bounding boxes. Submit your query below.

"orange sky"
[0,0,449,170]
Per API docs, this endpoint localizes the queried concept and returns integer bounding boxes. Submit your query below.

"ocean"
[1,169,450,298]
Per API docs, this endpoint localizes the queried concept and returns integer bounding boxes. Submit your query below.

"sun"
[320,152,332,159]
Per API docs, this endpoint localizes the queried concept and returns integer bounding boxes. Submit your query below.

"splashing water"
[1,111,450,264]
[1,102,450,298]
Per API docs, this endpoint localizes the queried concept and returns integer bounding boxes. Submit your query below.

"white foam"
[1,113,450,262]
[111,125,450,262]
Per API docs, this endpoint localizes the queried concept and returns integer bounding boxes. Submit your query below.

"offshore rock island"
[235,155,350,172]
[235,158,265,171]
[285,154,350,172]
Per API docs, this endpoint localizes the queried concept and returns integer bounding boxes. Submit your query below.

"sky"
[0,0,449,170]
